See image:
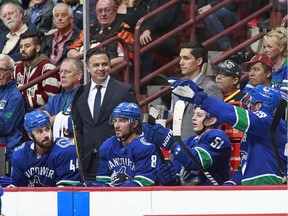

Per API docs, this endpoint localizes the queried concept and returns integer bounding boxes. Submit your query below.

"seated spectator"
[197,0,238,51]
[14,32,60,109]
[241,54,273,94]
[67,0,134,67]
[0,2,37,61]
[136,0,183,78]
[79,102,161,187]
[143,106,231,186]
[41,3,82,66]
[24,0,54,35]
[10,109,80,187]
[263,27,287,99]
[0,54,26,174]
[64,0,97,30]
[44,58,83,141]
[215,59,245,102]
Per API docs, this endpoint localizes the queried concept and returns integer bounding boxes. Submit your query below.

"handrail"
[18,36,130,92]
[134,0,183,95]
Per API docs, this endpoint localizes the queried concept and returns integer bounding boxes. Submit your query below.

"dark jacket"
[41,27,81,66]
[73,77,138,181]
[24,0,54,34]
[0,24,37,61]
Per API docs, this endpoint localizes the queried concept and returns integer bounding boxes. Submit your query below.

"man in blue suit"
[72,48,138,181]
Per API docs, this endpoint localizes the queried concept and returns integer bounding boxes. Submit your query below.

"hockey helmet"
[24,109,50,135]
[194,106,221,129]
[111,102,141,125]
[249,85,282,112]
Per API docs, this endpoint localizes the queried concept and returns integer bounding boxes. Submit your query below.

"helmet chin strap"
[196,117,210,135]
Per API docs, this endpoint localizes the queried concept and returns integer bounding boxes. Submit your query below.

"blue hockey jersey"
[11,138,80,187]
[201,96,287,185]
[96,135,161,186]
[172,129,231,185]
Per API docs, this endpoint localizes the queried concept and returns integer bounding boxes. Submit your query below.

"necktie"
[94,85,102,123]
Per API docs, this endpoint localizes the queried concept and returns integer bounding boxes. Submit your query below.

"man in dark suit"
[172,41,223,139]
[73,48,138,181]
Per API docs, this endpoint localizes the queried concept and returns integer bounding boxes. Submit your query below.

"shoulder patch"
[140,137,153,146]
[55,138,74,148]
[0,100,7,110]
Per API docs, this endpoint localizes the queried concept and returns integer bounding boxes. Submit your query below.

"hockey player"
[171,80,287,185]
[82,102,161,187]
[143,106,231,186]
[10,109,80,187]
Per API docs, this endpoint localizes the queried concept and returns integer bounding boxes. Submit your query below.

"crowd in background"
[0,0,287,191]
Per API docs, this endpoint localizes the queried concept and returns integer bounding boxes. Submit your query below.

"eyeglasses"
[0,68,13,73]
[215,73,235,78]
[96,8,114,14]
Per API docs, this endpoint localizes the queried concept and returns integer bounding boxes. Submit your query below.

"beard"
[21,49,37,61]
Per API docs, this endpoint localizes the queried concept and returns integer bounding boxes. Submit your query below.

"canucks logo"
[0,100,6,110]
[111,166,132,186]
[28,175,47,187]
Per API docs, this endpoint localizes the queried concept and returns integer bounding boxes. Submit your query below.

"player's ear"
[255,102,262,110]
[27,133,33,140]
[132,119,139,129]
[207,117,217,127]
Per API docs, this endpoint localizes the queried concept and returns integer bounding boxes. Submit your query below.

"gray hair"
[52,3,74,18]
[0,2,24,20]
[62,58,83,72]
[0,54,15,69]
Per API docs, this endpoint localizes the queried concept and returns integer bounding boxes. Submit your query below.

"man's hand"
[142,123,175,150]
[171,79,208,105]
[140,29,152,46]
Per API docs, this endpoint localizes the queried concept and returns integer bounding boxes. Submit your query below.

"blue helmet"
[24,110,50,135]
[111,102,141,125]
[249,85,282,112]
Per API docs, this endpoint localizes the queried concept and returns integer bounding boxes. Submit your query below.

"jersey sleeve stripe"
[194,147,213,169]
[233,106,250,133]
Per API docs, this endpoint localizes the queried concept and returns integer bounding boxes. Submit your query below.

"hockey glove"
[142,123,175,150]
[157,162,178,186]
[171,79,208,106]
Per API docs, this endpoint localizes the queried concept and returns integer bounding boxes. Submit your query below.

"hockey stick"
[145,107,167,163]
[173,100,219,186]
[269,99,287,184]
[71,85,85,183]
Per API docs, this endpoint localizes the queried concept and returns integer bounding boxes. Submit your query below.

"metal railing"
[18,36,131,93]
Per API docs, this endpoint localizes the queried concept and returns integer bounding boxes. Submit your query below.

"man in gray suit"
[73,48,138,181]
[172,41,223,139]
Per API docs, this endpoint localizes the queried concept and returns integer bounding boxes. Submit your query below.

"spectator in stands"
[14,32,60,109]
[24,0,54,35]
[67,0,134,67]
[64,0,97,30]
[41,3,82,66]
[263,27,287,98]
[80,102,161,187]
[72,48,138,181]
[10,109,80,187]
[172,41,223,139]
[197,0,238,51]
[241,54,273,93]
[215,59,245,102]
[143,106,231,186]
[0,54,26,174]
[44,58,83,141]
[171,81,287,185]
[136,0,183,79]
[0,2,37,61]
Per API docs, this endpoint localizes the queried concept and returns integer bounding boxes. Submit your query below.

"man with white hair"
[0,2,37,61]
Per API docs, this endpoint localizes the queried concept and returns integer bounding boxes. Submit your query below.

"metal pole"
[83,0,91,84]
